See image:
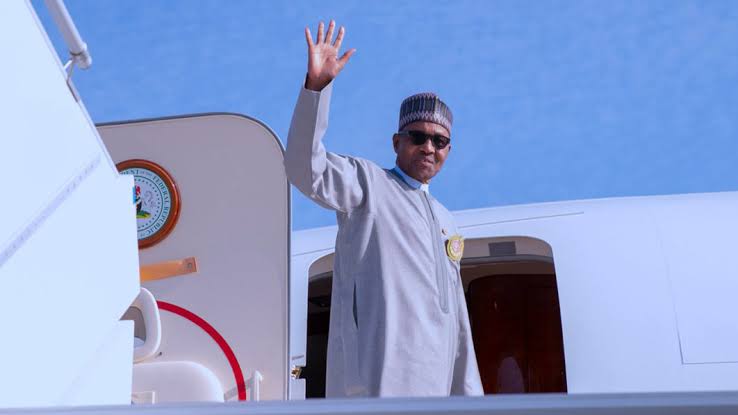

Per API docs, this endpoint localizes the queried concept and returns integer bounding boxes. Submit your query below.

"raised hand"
[304,20,356,91]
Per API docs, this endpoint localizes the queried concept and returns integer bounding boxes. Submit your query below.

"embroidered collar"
[392,165,430,193]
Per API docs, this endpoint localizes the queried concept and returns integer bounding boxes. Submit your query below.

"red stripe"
[156,300,247,401]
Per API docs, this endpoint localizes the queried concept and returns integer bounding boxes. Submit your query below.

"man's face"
[393,121,451,184]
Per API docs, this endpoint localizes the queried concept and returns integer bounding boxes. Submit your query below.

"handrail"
[132,288,162,363]
[247,371,263,402]
[43,0,92,70]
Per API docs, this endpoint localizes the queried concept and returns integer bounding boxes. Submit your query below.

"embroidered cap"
[398,92,453,132]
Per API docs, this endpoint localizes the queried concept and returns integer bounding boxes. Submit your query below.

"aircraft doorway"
[462,237,566,393]
[302,237,566,397]
[302,272,332,398]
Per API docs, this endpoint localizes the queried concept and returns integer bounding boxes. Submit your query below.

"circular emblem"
[117,159,181,249]
[446,235,464,262]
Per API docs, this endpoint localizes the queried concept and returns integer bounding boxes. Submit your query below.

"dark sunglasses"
[398,130,451,150]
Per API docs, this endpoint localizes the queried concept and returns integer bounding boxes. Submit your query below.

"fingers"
[325,20,335,44]
[304,27,314,50]
[338,48,356,68]
[311,20,344,48]
[334,26,345,50]
[317,21,324,45]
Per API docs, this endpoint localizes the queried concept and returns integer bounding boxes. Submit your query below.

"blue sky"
[35,1,738,230]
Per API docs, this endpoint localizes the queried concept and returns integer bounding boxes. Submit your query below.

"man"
[285,20,483,398]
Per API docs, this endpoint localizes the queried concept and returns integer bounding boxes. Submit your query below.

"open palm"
[305,20,356,91]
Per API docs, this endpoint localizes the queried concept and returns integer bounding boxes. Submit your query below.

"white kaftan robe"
[285,82,483,398]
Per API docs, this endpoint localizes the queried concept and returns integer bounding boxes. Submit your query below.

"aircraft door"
[99,114,290,401]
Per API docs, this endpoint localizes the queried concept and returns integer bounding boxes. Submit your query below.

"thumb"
[338,48,357,67]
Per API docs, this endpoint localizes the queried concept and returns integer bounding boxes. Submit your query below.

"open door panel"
[98,114,289,401]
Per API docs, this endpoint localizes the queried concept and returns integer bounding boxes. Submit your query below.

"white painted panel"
[650,192,738,363]
[289,378,306,400]
[0,1,111,249]
[0,171,139,408]
[61,321,135,406]
[99,114,289,401]
[288,252,314,373]
[550,209,680,392]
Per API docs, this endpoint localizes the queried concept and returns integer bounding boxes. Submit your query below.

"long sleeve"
[284,81,365,213]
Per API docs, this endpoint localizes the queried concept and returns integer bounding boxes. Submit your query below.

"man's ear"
[392,134,400,153]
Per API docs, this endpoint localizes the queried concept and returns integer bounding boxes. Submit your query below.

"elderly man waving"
[285,20,483,398]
